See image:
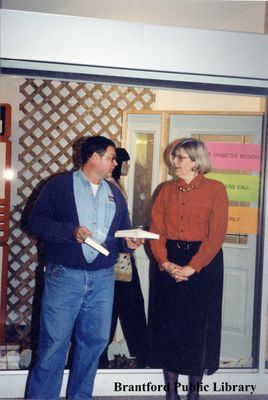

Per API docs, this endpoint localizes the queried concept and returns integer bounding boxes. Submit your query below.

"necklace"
[178,184,195,192]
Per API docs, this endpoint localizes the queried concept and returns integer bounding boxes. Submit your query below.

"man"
[25,136,141,399]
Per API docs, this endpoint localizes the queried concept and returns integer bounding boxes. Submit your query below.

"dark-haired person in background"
[25,136,143,400]
[99,148,149,368]
[150,138,228,400]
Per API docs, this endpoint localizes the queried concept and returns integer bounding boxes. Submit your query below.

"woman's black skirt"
[151,239,223,376]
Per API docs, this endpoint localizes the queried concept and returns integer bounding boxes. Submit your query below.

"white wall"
[1,9,268,84]
[1,0,266,34]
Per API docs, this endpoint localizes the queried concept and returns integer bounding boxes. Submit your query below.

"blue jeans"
[26,264,114,400]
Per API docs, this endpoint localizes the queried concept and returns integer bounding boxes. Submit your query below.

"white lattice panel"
[7,79,155,342]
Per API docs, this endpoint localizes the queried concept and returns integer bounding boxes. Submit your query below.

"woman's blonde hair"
[171,138,211,174]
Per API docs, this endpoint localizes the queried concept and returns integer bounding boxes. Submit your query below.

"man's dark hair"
[80,135,116,165]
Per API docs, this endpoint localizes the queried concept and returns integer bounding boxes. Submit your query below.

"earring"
[192,166,196,171]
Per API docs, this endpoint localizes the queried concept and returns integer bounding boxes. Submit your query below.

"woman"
[99,148,149,368]
[150,138,228,400]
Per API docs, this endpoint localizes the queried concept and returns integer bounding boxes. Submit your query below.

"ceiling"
[1,0,268,34]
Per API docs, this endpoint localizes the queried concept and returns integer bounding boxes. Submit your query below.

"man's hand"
[74,226,92,243]
[126,238,145,249]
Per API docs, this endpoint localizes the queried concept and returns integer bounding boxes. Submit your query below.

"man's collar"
[77,168,103,187]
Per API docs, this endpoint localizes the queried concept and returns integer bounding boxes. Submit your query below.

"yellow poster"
[227,206,259,235]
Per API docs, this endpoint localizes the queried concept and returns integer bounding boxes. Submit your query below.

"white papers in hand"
[84,237,109,256]
[114,228,159,240]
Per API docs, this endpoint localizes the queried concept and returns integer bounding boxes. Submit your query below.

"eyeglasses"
[172,154,190,162]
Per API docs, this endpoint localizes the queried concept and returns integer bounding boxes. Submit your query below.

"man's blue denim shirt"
[73,169,116,263]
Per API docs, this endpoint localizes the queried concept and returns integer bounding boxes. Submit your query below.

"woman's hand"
[162,261,188,282]
[179,265,196,278]
[162,262,195,282]
[162,261,177,276]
